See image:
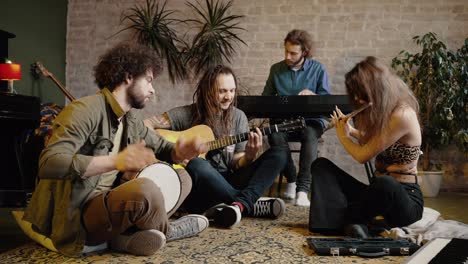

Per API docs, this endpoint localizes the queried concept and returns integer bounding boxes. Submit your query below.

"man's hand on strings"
[245,127,263,161]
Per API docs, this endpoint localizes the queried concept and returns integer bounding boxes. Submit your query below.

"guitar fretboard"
[207,124,285,151]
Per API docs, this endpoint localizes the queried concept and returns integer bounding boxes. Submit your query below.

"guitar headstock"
[31,61,52,79]
[278,117,306,132]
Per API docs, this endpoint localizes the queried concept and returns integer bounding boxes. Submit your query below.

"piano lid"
[236,95,352,118]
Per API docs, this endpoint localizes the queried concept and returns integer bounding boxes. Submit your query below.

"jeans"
[82,169,192,245]
[309,157,424,234]
[183,146,288,215]
[268,120,323,193]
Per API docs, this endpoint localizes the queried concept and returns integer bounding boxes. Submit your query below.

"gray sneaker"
[111,229,166,256]
[167,214,209,241]
[249,197,285,219]
[204,203,241,228]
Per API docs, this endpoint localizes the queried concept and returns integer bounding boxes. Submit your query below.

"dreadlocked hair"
[192,65,238,138]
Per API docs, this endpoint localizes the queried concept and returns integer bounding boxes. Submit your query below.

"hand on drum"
[115,140,157,172]
[174,134,209,163]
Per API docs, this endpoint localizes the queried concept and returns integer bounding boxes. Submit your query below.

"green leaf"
[184,0,247,76]
[391,31,467,157]
[114,0,188,83]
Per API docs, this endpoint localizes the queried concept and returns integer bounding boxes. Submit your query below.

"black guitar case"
[307,237,420,258]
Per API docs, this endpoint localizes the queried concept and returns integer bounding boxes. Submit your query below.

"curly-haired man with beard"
[23,43,209,257]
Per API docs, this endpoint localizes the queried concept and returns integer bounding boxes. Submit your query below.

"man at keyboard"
[262,29,330,206]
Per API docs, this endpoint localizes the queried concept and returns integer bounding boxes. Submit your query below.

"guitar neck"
[49,74,76,102]
[207,125,282,151]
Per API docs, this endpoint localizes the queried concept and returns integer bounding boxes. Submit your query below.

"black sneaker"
[204,203,241,228]
[249,197,285,219]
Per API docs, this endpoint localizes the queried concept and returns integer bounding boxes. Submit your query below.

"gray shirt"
[166,104,249,173]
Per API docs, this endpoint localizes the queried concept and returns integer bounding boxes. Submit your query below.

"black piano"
[0,92,41,206]
[236,95,352,119]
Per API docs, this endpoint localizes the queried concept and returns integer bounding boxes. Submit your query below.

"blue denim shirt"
[262,58,331,127]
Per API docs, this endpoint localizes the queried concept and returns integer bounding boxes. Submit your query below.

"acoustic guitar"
[31,61,76,102]
[156,117,306,160]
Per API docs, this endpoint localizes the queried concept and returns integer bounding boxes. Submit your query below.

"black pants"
[183,146,288,215]
[309,157,424,234]
[268,120,323,193]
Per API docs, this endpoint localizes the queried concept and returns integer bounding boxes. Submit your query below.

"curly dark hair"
[284,29,313,58]
[94,42,163,91]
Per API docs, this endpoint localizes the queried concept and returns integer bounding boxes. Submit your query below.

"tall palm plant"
[117,0,188,83]
[184,0,247,76]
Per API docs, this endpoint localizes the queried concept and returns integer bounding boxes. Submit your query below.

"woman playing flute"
[309,56,423,238]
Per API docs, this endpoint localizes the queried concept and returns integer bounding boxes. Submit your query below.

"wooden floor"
[424,192,468,223]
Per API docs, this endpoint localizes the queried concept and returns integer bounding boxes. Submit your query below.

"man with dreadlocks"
[145,65,288,228]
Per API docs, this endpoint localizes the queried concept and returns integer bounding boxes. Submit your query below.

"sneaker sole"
[272,198,286,218]
[113,229,166,256]
[213,207,240,228]
[253,197,286,219]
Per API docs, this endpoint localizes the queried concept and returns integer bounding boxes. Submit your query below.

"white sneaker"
[167,214,209,241]
[282,182,296,200]
[295,191,310,207]
[111,229,166,256]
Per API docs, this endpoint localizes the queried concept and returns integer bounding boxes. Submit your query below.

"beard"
[286,56,304,68]
[127,83,148,109]
[219,100,232,110]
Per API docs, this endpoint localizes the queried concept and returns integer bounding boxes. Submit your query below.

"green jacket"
[23,88,174,256]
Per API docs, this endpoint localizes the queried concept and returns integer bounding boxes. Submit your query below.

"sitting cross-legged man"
[145,65,288,228]
[22,43,209,257]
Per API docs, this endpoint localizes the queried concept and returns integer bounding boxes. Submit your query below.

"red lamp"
[0,59,21,93]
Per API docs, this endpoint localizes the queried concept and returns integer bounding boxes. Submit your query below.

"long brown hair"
[345,56,419,143]
[192,65,238,137]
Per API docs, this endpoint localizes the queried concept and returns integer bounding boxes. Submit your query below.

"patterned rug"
[0,204,407,263]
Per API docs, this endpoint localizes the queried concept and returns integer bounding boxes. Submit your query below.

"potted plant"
[116,0,188,83]
[391,32,468,196]
[184,0,247,77]
[452,39,468,154]
[115,0,246,81]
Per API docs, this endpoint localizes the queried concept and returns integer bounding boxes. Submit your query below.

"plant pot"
[419,170,443,197]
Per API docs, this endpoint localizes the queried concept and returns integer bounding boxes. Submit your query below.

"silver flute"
[323,102,373,132]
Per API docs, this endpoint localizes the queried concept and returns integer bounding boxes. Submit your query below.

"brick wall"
[67,0,468,187]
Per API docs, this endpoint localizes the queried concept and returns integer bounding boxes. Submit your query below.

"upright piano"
[0,92,41,206]
[236,95,352,119]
